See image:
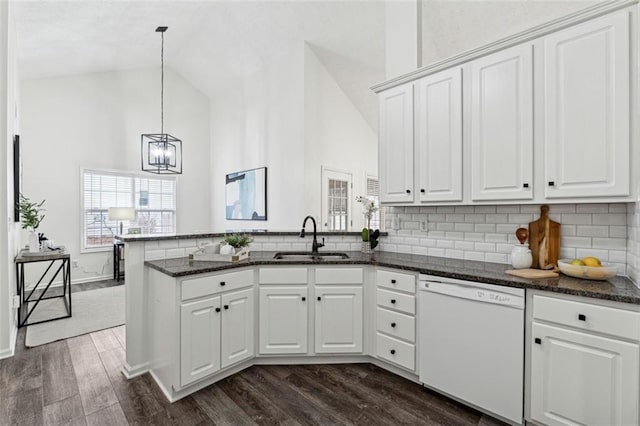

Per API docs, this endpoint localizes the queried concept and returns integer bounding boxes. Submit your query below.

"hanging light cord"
[160,30,164,135]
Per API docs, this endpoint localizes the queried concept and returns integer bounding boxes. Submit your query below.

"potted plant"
[19,194,46,253]
[222,233,252,261]
[356,196,380,253]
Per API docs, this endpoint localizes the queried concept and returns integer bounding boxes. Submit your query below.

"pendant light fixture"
[141,26,182,174]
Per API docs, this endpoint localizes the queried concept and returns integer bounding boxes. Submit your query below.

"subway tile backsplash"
[383,203,631,277]
[140,202,639,287]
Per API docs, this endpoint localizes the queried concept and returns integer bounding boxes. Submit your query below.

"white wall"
[304,44,378,231]
[386,0,421,78]
[421,0,599,66]
[210,44,306,231]
[20,68,211,283]
[0,0,20,359]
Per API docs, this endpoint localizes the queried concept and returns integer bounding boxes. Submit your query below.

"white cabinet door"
[220,288,254,369]
[379,83,414,203]
[531,322,640,426]
[544,11,630,198]
[415,67,463,202]
[315,286,363,353]
[180,296,221,386]
[470,44,533,201]
[259,287,308,355]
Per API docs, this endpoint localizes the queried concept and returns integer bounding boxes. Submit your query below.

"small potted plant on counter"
[221,233,252,261]
[19,194,46,253]
[356,195,380,254]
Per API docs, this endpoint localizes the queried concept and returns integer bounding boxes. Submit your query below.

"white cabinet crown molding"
[371,0,638,93]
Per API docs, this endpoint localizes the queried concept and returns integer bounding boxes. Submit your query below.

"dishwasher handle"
[420,281,524,309]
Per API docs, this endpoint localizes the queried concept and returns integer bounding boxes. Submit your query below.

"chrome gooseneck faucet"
[300,215,324,253]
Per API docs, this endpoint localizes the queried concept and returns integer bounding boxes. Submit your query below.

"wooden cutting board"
[529,205,561,270]
[505,269,559,279]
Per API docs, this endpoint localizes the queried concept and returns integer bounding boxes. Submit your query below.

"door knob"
[391,322,396,328]
[390,299,396,304]
[220,281,226,286]
[301,297,306,302]
[215,307,221,313]
[390,349,396,355]
[223,305,229,310]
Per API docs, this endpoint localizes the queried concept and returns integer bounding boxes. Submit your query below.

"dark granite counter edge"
[117,231,388,242]
[145,255,640,305]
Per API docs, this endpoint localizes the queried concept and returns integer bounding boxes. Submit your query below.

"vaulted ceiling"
[12,0,386,130]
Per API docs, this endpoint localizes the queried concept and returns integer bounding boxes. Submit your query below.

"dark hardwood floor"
[1,279,506,425]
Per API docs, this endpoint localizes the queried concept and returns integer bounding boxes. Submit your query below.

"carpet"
[25,285,125,347]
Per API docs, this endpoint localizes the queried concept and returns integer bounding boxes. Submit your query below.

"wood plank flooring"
[1,325,507,426]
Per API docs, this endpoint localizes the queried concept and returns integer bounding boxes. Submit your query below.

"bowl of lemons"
[557,257,617,281]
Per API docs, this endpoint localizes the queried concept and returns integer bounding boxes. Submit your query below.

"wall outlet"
[72,260,79,268]
[420,219,429,232]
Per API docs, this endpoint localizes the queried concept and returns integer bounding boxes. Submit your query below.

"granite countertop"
[145,251,640,305]
[116,231,387,243]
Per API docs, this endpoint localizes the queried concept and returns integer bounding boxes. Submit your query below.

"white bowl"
[557,259,617,281]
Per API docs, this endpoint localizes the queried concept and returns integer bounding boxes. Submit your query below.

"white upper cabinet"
[379,83,414,203]
[544,10,630,198]
[470,44,534,201]
[415,67,463,202]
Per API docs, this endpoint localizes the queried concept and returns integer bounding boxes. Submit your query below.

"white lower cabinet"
[315,286,363,353]
[529,294,640,426]
[530,323,639,426]
[220,288,255,369]
[180,288,254,387]
[259,287,308,354]
[180,296,221,387]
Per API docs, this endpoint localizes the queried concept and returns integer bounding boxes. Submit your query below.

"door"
[378,83,414,203]
[321,168,352,231]
[530,322,640,426]
[415,67,463,202]
[180,296,221,386]
[259,287,308,354]
[315,286,363,353]
[470,44,533,201]
[220,288,255,369]
[544,11,630,198]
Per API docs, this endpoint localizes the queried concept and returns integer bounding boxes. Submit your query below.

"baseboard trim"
[0,325,18,360]
[122,361,149,379]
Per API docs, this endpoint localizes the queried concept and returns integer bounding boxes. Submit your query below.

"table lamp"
[108,207,136,235]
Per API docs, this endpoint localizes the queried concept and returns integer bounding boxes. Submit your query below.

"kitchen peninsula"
[118,232,640,424]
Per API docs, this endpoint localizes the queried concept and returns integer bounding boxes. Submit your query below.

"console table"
[113,242,125,281]
[15,249,72,327]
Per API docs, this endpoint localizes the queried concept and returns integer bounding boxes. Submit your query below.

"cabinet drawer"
[259,268,308,284]
[376,333,415,371]
[182,269,253,301]
[315,267,363,284]
[377,270,415,294]
[376,307,415,343]
[533,295,640,341]
[377,288,415,315]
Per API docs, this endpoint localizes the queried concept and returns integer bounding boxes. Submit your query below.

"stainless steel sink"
[273,252,350,260]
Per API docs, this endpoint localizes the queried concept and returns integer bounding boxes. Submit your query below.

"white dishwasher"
[419,274,524,425]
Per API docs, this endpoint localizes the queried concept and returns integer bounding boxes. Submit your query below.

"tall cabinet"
[469,44,534,201]
[379,83,414,203]
[415,67,463,202]
[544,11,630,198]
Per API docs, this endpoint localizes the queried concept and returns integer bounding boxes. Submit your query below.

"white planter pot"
[28,230,40,253]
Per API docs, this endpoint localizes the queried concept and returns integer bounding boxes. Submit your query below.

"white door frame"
[321,166,352,231]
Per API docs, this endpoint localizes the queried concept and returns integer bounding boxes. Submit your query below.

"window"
[82,170,176,249]
[366,176,384,231]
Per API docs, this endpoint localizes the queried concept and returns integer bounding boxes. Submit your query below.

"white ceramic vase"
[28,230,40,253]
[511,244,532,269]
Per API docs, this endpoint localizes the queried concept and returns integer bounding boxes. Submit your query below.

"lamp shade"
[108,207,136,221]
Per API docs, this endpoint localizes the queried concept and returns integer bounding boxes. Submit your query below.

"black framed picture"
[225,167,267,221]
[13,135,20,222]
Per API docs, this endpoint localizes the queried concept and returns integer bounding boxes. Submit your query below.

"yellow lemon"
[570,259,585,266]
[582,256,602,267]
